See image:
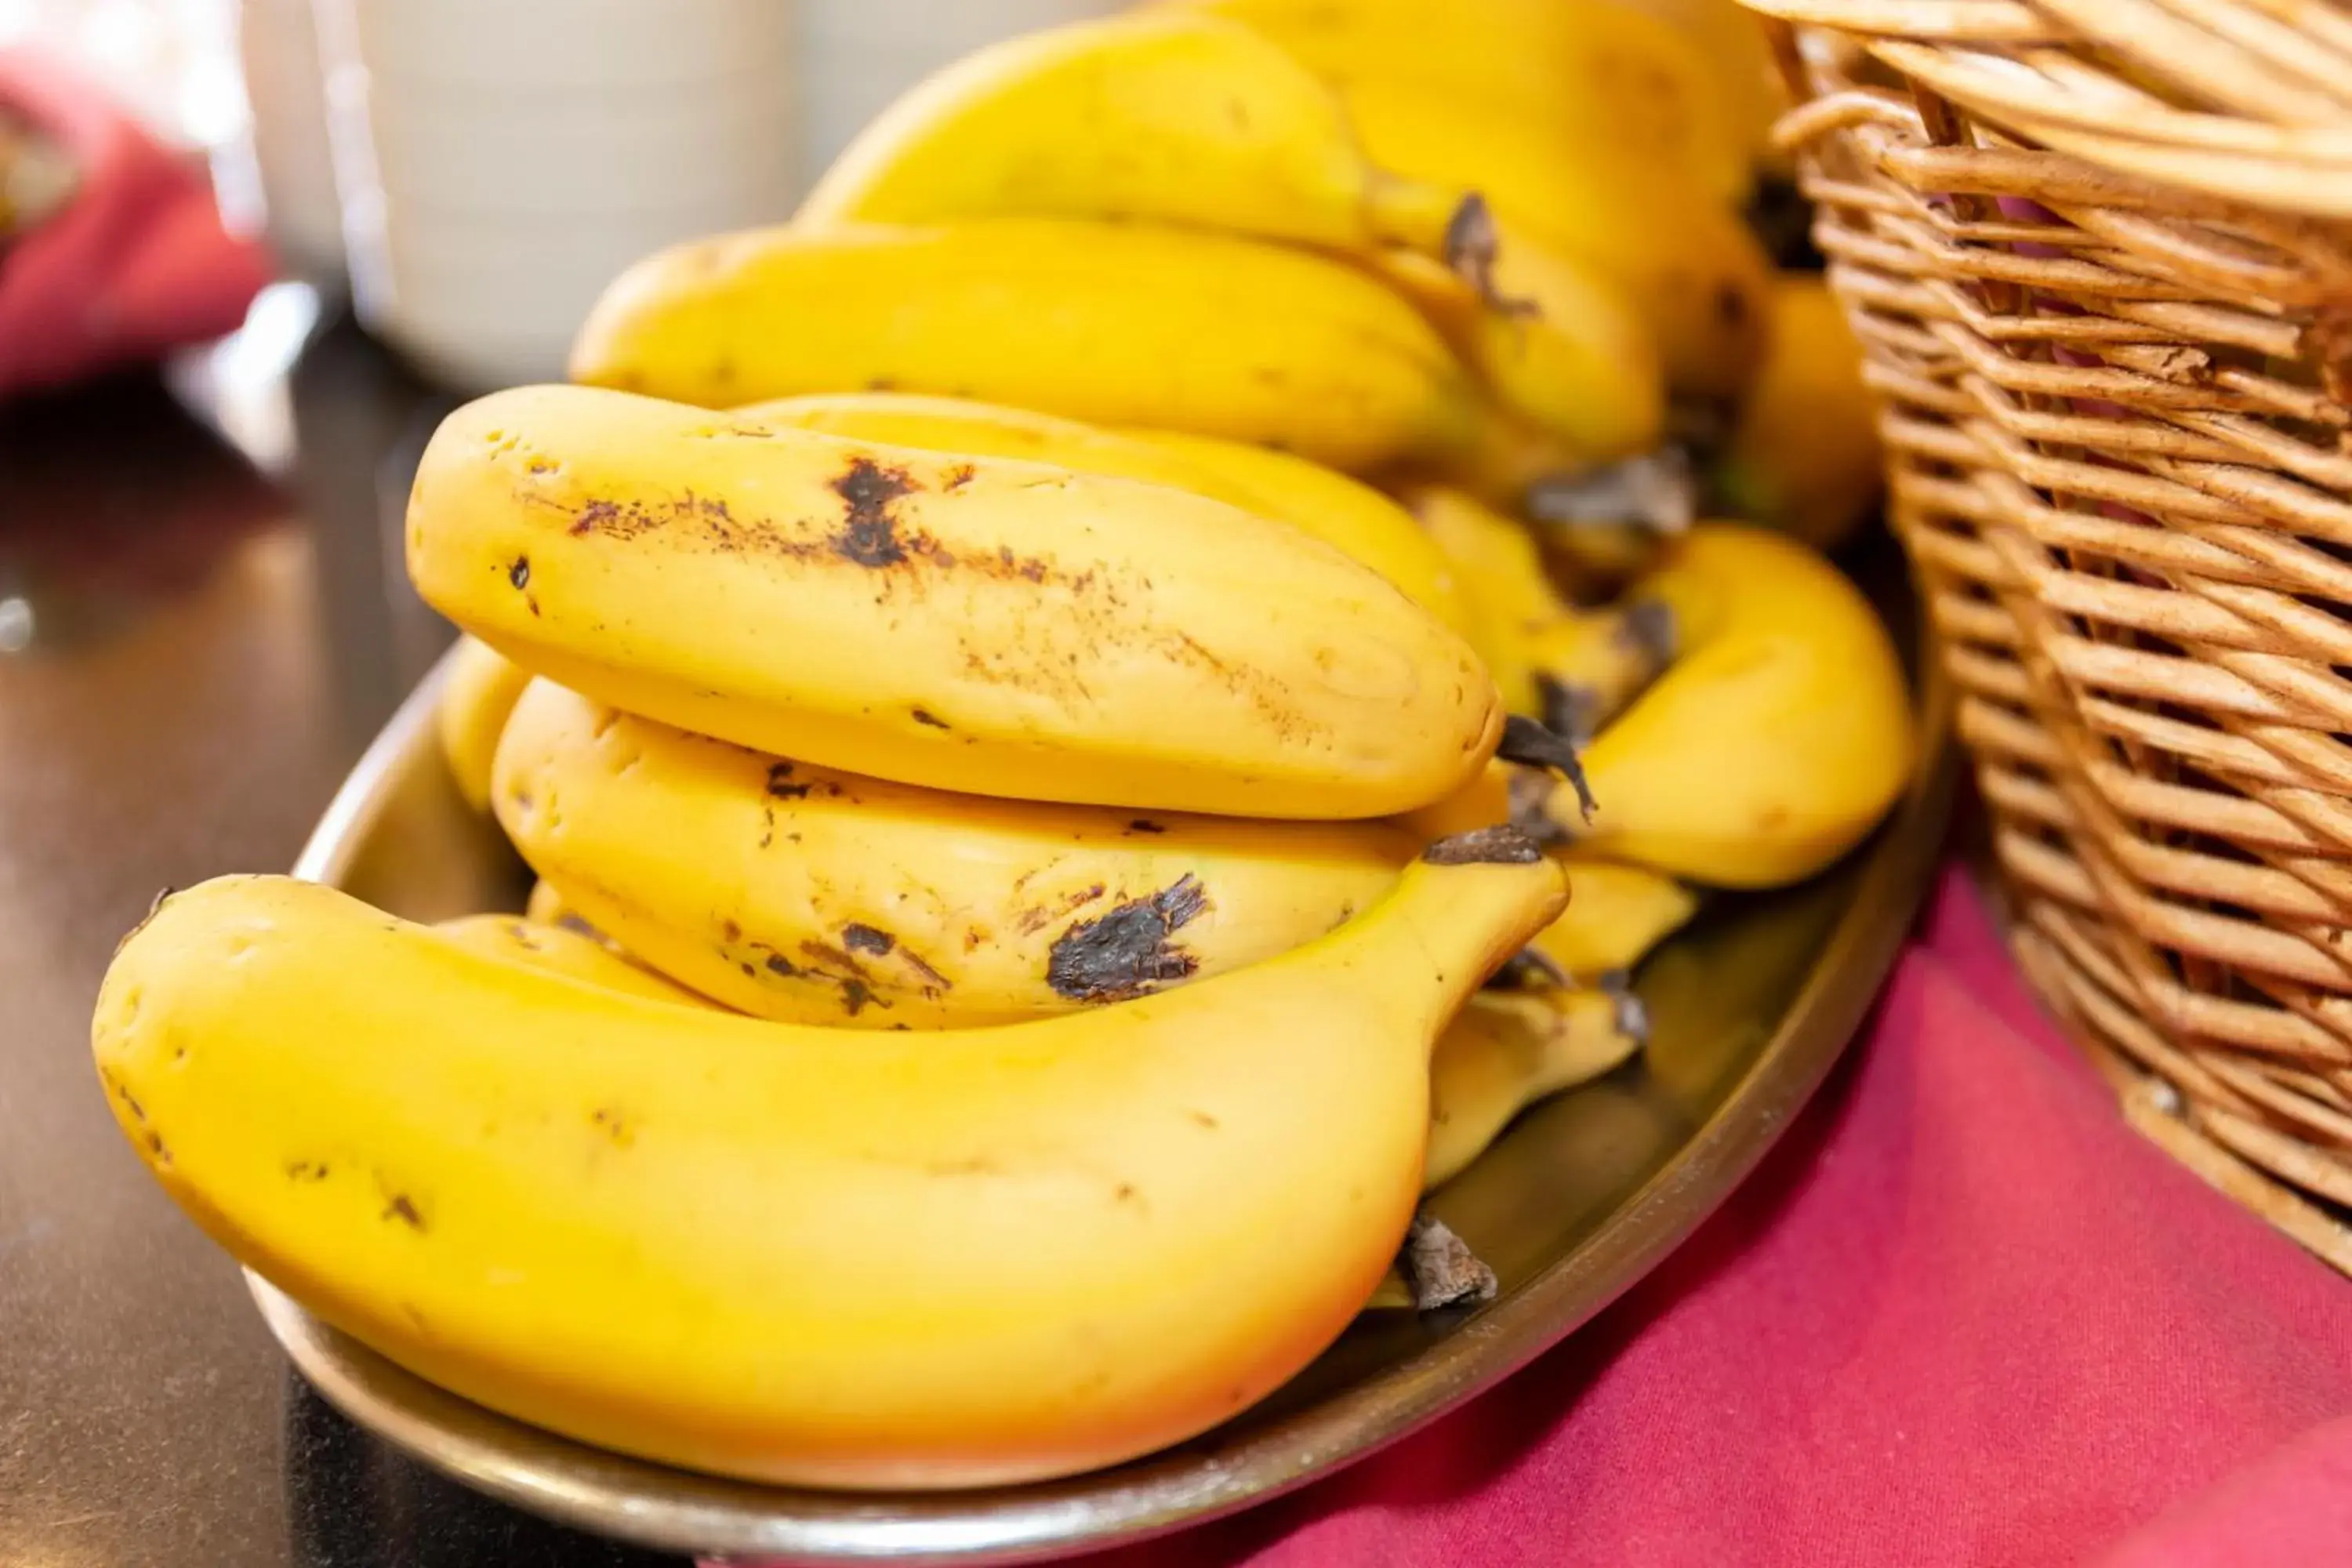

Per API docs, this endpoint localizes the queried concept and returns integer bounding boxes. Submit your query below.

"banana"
[1712,276,1884,552]
[1513,525,1914,886]
[1614,0,1783,177]
[1405,485,1673,729]
[93,832,1565,1489]
[1374,244,1664,461]
[1425,985,1646,1188]
[495,680,1410,1026]
[441,871,1642,1192]
[432,914,717,1009]
[406,386,1501,820]
[1336,83,1770,401]
[568,218,1488,474]
[799,10,1470,267]
[434,636,533,813]
[735,391,1466,631]
[1529,861,1700,977]
[1168,0,1753,203]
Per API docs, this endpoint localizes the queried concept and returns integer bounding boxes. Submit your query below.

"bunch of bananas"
[92,0,1912,1494]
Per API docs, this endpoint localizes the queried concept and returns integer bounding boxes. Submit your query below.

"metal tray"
[251,574,1955,1565]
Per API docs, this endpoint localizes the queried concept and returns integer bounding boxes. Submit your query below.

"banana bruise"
[798,10,1469,264]
[406,386,1501,819]
[434,635,535,814]
[494,680,1410,1026]
[736,391,1467,632]
[568,218,1489,474]
[1519,525,1915,887]
[93,838,1565,1489]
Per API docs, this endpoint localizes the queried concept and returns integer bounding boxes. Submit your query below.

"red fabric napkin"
[726,866,2352,1566]
[0,45,271,398]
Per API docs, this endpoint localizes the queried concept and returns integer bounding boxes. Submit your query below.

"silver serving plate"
[252,584,1955,1564]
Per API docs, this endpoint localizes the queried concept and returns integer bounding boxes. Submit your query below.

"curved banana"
[800,10,1468,266]
[1374,243,1664,461]
[407,387,1500,819]
[1425,984,1646,1188]
[495,681,1410,1026]
[1336,84,1770,400]
[1712,276,1883,551]
[434,636,533,813]
[433,914,717,1009]
[439,878,1642,1192]
[93,835,1565,1489]
[1168,0,1752,203]
[1517,525,1914,886]
[1406,485,1673,728]
[569,218,1487,474]
[735,391,1465,631]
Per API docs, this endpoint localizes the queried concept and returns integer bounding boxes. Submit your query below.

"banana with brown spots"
[405,385,1501,819]
[493,679,1410,1026]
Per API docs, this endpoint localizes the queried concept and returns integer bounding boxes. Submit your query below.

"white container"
[314,0,801,390]
[239,0,347,281]
[793,0,1123,183]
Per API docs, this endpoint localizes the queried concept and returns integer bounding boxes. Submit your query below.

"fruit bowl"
[249,555,1953,1564]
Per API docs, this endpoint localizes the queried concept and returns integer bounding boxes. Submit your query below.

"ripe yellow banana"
[495,680,1410,1026]
[433,914,717,1009]
[94,833,1566,1488]
[1425,984,1646,1188]
[434,635,533,813]
[1406,485,1673,730]
[407,386,1500,819]
[1712,277,1884,551]
[569,218,1488,474]
[1336,83,1770,401]
[445,876,1641,1194]
[735,391,1466,632]
[1515,525,1914,886]
[799,10,1469,267]
[1167,0,1753,203]
[1374,244,1664,462]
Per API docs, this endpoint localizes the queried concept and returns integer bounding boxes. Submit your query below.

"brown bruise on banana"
[1044,874,1211,1003]
[524,443,1328,746]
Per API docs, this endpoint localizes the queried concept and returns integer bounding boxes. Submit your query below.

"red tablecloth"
[735,866,2352,1566]
[0,45,270,398]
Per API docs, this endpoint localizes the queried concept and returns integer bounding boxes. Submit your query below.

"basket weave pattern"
[1742,0,2352,1269]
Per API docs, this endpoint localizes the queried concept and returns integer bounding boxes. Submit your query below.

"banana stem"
[1364,176,1483,267]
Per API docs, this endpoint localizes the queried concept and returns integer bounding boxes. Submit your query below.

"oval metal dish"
[253,575,1955,1565]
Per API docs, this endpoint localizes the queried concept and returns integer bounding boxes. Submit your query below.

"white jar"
[311,0,800,391]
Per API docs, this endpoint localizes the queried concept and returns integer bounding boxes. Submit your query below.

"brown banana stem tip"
[1618,597,1679,663]
[1534,673,1601,748]
[1398,1214,1497,1311]
[1496,715,1598,824]
[1525,448,1697,534]
[1421,823,1546,866]
[1441,192,1537,318]
[1599,967,1651,1046]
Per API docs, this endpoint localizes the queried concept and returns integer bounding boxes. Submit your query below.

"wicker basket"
[1739,0,2352,1270]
